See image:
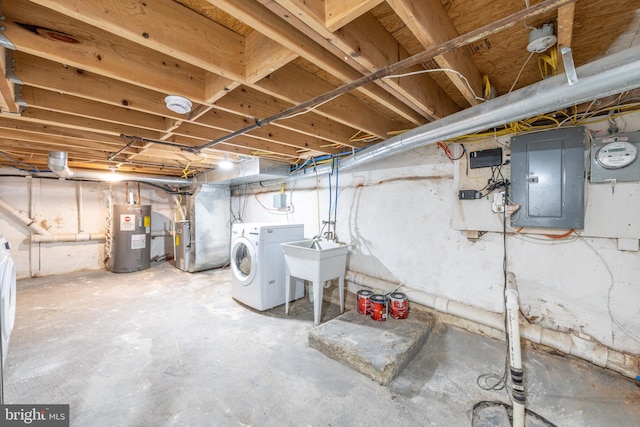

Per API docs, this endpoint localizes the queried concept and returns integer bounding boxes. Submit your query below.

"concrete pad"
[308,309,435,385]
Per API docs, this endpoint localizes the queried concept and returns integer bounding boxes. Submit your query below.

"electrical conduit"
[345,270,639,380]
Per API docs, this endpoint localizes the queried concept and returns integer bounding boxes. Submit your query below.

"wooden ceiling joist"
[0,0,635,177]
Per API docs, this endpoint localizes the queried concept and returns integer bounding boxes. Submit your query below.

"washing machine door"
[1,258,15,341]
[0,239,16,367]
[230,236,257,285]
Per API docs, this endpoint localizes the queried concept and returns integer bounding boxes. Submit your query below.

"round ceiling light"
[164,95,192,114]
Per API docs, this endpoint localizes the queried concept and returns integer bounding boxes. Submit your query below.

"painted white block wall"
[0,177,177,279]
[234,143,640,356]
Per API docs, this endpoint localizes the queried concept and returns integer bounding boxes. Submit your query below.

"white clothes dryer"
[231,223,304,311]
[0,236,16,367]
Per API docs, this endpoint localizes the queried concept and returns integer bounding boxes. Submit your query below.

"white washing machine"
[0,236,16,367]
[231,223,304,311]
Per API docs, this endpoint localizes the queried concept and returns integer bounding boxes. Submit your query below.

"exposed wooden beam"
[18,108,164,140]
[4,1,206,101]
[252,62,396,140]
[214,86,360,146]
[245,31,299,83]
[213,0,425,124]
[325,0,385,31]
[21,87,168,131]
[335,12,460,118]
[273,0,460,119]
[556,2,576,74]
[386,0,484,106]
[0,47,20,113]
[14,53,187,118]
[27,0,246,80]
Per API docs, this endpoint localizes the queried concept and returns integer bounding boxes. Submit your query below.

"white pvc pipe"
[345,270,640,380]
[505,273,525,427]
[0,197,51,236]
[29,230,168,243]
[31,233,105,243]
[77,182,84,233]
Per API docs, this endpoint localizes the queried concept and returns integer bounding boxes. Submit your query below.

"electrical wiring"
[384,68,486,102]
[181,152,208,179]
[473,185,558,427]
[449,100,640,145]
[508,51,536,94]
[437,142,466,162]
[274,93,343,122]
[247,183,289,215]
[0,151,40,172]
[538,47,558,79]
[314,160,321,236]
[476,185,510,393]
[349,130,378,143]
[479,165,509,197]
[471,401,557,427]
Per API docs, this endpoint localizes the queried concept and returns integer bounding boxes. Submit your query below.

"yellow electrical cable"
[538,48,558,79]
[483,75,493,100]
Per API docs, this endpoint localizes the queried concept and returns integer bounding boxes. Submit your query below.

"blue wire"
[334,159,338,227]
[328,158,333,226]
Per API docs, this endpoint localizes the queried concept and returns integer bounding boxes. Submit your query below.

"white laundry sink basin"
[281,239,350,284]
[281,239,351,324]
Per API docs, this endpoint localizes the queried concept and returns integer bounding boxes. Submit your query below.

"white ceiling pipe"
[0,197,50,236]
[289,44,640,180]
[345,270,639,379]
[46,151,193,187]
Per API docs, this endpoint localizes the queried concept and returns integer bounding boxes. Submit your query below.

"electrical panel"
[590,132,640,183]
[510,127,586,229]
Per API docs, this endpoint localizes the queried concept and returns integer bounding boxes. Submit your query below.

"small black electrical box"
[469,148,503,169]
[458,190,481,200]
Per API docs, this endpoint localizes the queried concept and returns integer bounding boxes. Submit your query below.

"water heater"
[111,204,151,273]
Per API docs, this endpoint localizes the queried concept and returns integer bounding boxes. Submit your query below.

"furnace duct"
[287,44,640,181]
[47,151,73,179]
[46,151,193,188]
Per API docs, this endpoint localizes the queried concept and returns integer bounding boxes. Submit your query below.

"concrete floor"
[4,262,639,426]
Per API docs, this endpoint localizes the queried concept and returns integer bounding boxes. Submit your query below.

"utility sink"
[281,239,351,324]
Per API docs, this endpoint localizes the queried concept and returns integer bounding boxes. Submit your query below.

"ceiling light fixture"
[164,95,192,114]
[218,154,234,170]
[527,23,557,53]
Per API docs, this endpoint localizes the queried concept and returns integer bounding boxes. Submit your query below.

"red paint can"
[356,290,374,315]
[389,292,409,319]
[370,294,388,321]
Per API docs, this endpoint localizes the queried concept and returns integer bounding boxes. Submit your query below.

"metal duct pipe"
[46,151,193,187]
[48,151,73,178]
[289,44,640,180]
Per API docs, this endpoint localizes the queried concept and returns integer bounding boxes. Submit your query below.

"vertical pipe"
[77,182,84,233]
[506,273,525,427]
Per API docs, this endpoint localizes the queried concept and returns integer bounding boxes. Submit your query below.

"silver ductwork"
[46,151,193,187]
[290,44,640,179]
[47,151,74,178]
